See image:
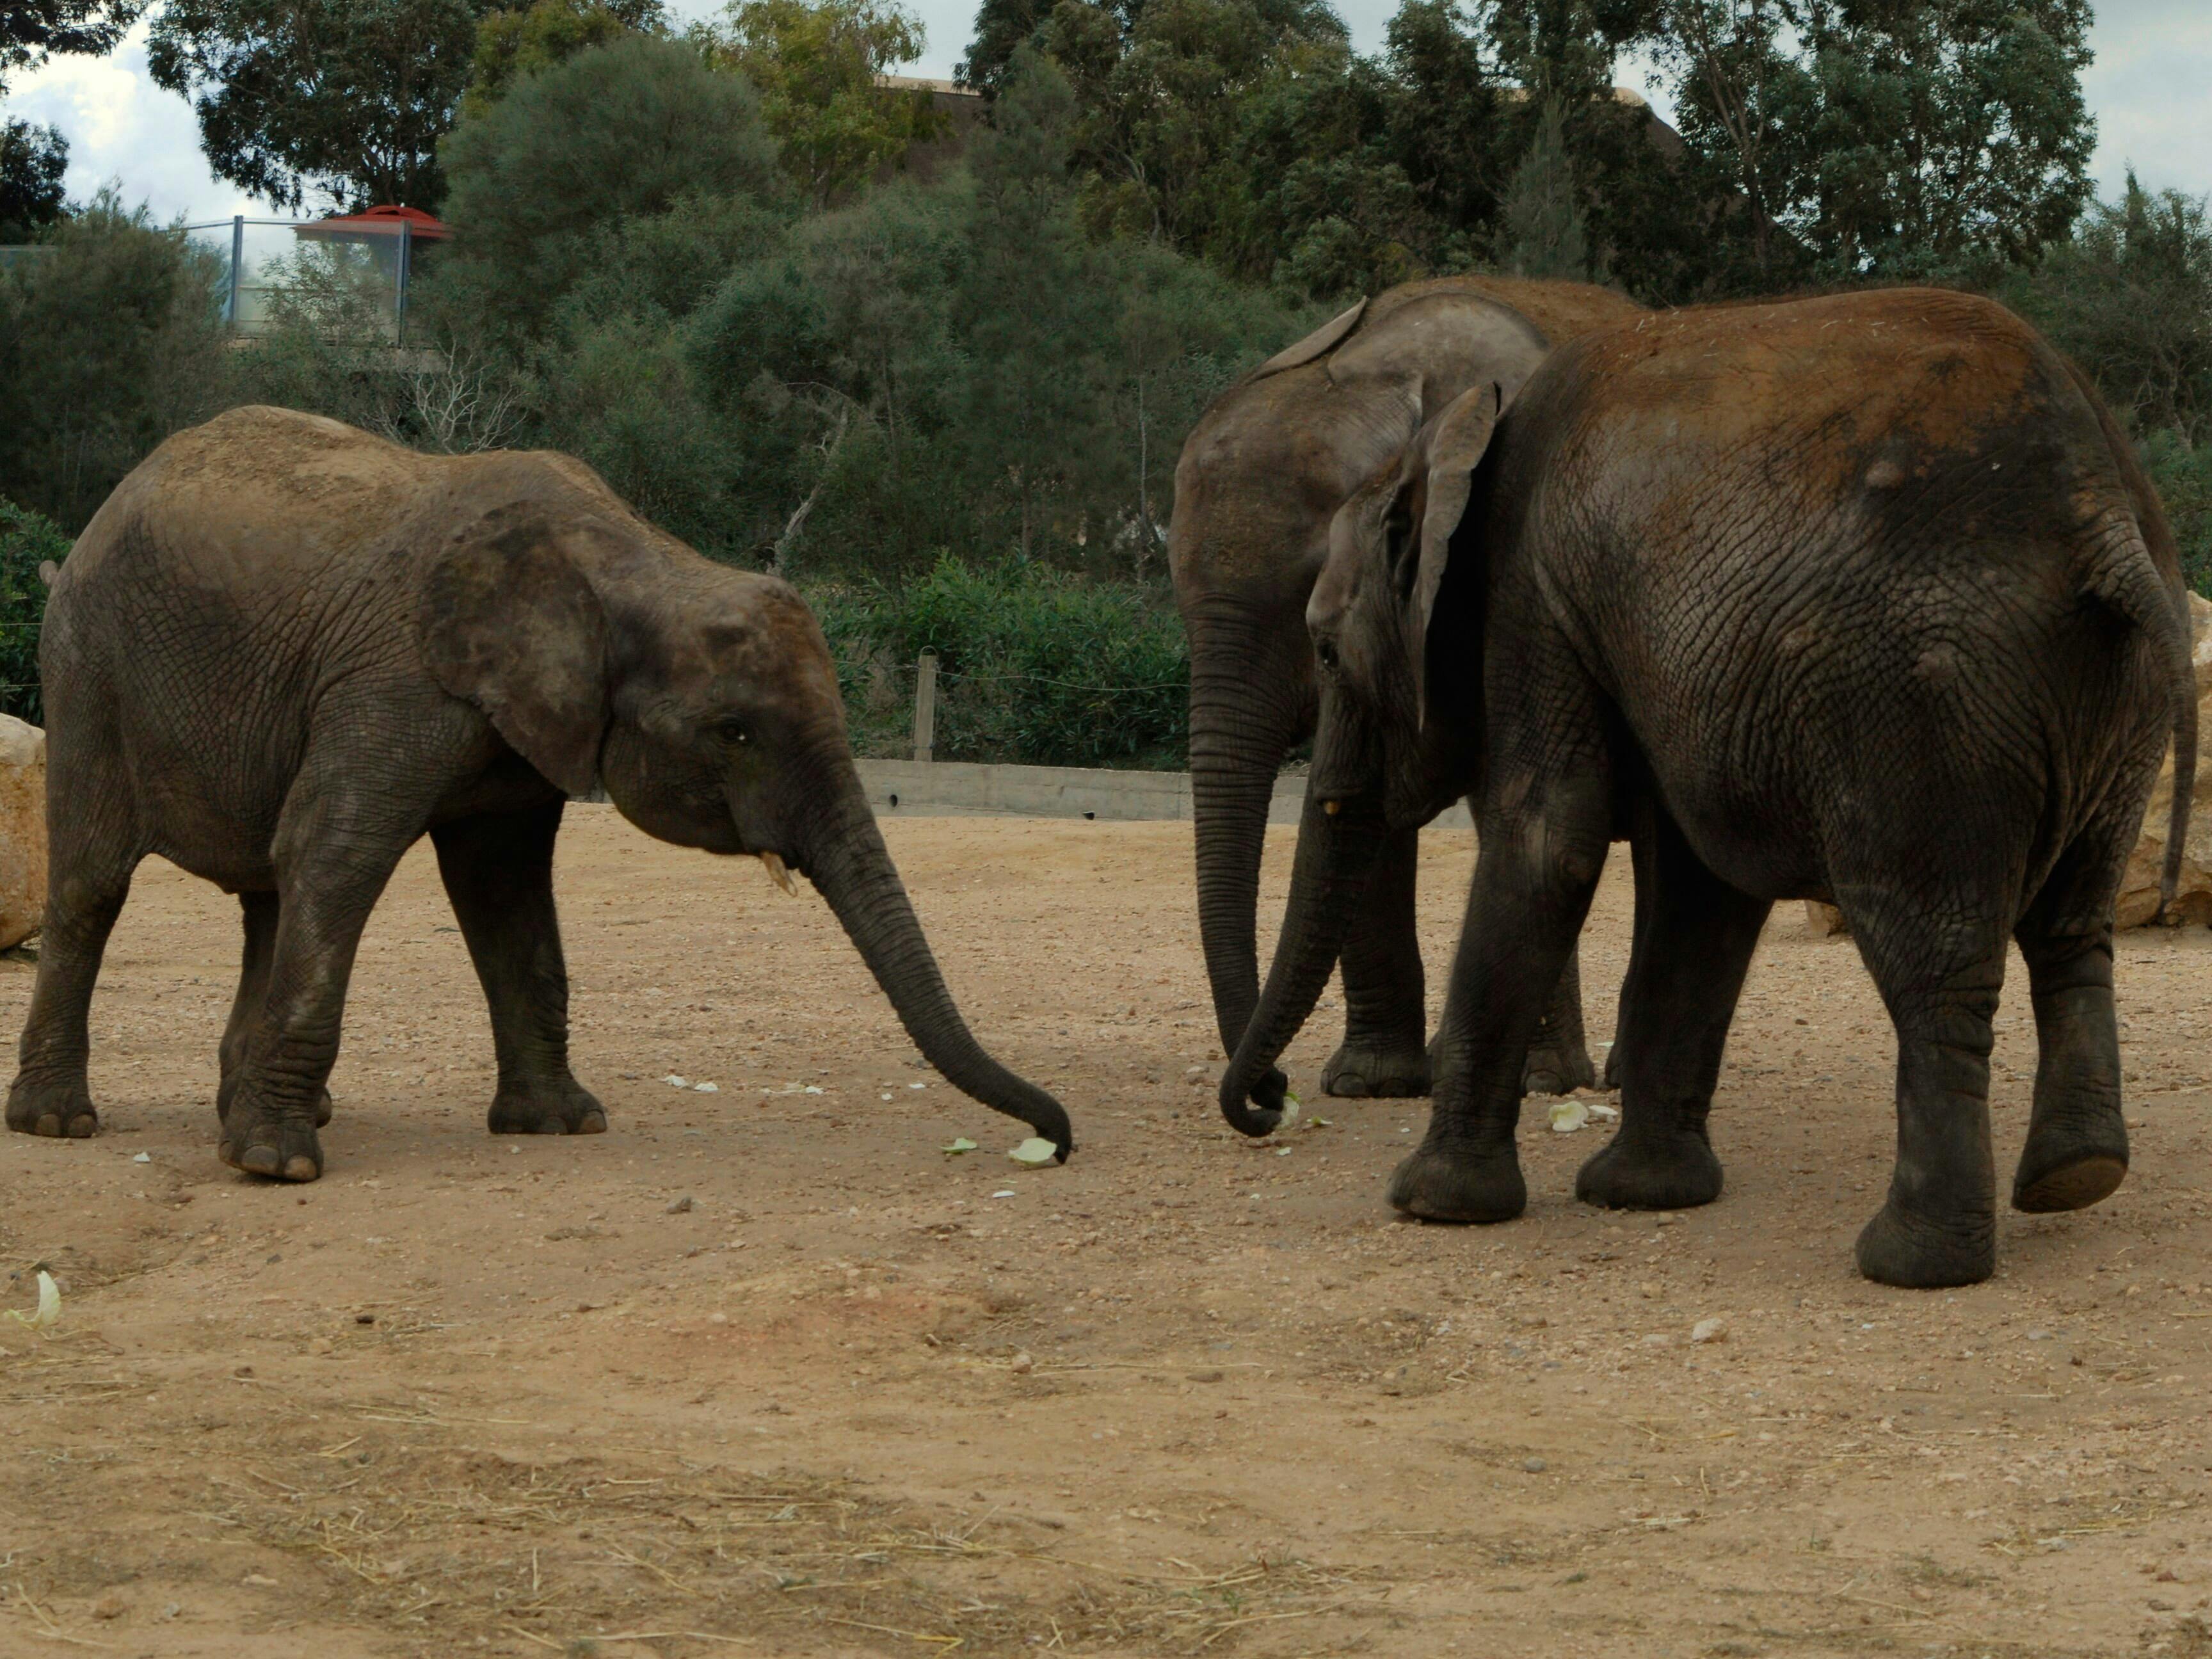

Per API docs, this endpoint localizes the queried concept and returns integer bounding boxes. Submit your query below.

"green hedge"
[806,556,1188,769]
[0,497,67,724]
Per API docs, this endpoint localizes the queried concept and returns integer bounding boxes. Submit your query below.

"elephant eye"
[1315,636,1342,673]
[715,719,750,746]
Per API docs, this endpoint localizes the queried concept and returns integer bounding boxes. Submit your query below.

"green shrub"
[805,556,1188,768]
[2143,430,2212,597]
[0,498,68,724]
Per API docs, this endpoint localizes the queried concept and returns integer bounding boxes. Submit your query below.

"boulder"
[0,714,45,949]
[1804,901,1850,937]
[2119,591,2212,929]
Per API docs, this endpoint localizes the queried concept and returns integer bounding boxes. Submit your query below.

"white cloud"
[10,17,265,224]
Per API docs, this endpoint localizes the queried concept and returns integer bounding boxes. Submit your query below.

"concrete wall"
[852,758,1473,829]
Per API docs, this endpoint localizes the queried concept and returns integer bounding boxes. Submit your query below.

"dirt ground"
[2,806,2209,1659]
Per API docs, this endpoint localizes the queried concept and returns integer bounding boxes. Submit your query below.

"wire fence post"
[913,651,937,762]
[225,215,244,329]
[396,215,412,346]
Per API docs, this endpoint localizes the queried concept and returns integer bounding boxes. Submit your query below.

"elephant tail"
[2081,509,2195,920]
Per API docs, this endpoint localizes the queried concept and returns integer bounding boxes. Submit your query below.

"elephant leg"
[1525,942,1599,1096]
[6,835,138,1140]
[1324,826,1429,1098]
[220,777,423,1183]
[1388,764,1612,1226]
[431,803,605,1137]
[2010,822,2137,1214]
[218,892,332,1130]
[1575,804,1767,1211]
[1850,920,2010,1290]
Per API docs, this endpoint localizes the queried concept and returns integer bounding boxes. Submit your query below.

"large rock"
[2119,591,2212,929]
[0,714,45,949]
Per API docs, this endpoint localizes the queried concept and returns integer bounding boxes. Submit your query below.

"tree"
[2007,174,2212,448]
[1646,0,2096,283]
[954,49,1114,561]
[705,0,943,207]
[147,0,500,211]
[2,0,143,85]
[1,116,68,239]
[0,192,231,531]
[463,0,665,116]
[1496,95,1591,277]
[437,33,781,339]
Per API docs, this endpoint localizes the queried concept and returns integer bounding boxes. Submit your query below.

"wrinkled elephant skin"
[7,408,1072,1180]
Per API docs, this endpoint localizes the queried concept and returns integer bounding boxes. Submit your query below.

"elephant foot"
[1575,1132,1722,1211]
[218,1075,331,1129]
[1323,1038,1429,1099]
[1853,1197,1994,1288]
[2013,1112,2128,1214]
[1387,1139,1527,1224]
[219,1097,324,1183]
[1524,1039,1598,1098]
[5,1078,99,1139]
[488,1077,607,1137]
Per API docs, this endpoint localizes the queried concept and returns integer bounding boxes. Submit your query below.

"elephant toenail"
[35,1112,60,1136]
[241,1144,281,1176]
[283,1155,319,1182]
[577,1111,607,1134]
[66,1114,96,1138]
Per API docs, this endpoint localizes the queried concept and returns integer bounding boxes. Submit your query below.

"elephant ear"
[1409,383,1505,726]
[1250,298,1368,380]
[419,514,611,796]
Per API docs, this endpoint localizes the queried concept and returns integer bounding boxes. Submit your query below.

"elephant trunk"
[1218,776,1390,1137]
[1188,608,1308,1104]
[797,772,1072,1158]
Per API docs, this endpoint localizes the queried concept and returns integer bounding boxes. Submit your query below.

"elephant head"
[1217,385,1505,1132]
[418,486,1073,1158]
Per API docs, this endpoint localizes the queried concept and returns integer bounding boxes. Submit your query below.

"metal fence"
[182,215,434,340]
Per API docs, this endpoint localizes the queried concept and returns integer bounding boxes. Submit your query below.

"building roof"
[292,205,452,242]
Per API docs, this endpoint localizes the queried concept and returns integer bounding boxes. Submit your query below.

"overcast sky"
[8,0,2206,227]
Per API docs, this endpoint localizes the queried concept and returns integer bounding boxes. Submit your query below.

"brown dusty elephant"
[1169,275,1644,1112]
[1222,290,2193,1288]
[6,406,1072,1180]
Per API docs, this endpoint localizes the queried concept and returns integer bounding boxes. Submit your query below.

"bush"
[0,192,233,533]
[806,555,1188,767]
[0,498,68,724]
[2144,431,2212,598]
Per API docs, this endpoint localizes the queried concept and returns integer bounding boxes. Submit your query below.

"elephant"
[1220,289,2193,1289]
[6,406,1072,1181]
[1169,275,1644,1110]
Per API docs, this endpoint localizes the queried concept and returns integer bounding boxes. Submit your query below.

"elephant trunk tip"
[1217,1068,1286,1139]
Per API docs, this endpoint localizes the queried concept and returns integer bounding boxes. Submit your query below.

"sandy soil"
[2,806,2209,1659]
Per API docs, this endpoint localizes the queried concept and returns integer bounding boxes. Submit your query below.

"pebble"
[1523,1457,1548,1473]
[1010,1351,1034,1374]
[1692,1317,1728,1344]
[666,1196,694,1214]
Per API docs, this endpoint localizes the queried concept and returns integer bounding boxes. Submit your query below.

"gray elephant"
[7,406,1072,1180]
[1221,290,2192,1289]
[1169,275,1644,1109]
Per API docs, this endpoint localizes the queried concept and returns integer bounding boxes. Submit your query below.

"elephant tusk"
[1323,799,1341,815]
[760,852,797,896]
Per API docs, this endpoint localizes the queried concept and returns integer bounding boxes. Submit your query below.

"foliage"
[0,497,68,723]
[435,33,782,342]
[702,0,943,207]
[2142,431,2212,600]
[1496,95,1592,278]
[1647,0,2096,285]
[464,0,664,116]
[0,115,68,240]
[1,0,141,86]
[0,192,232,533]
[148,0,501,212]
[2006,174,2212,449]
[808,555,1189,765]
